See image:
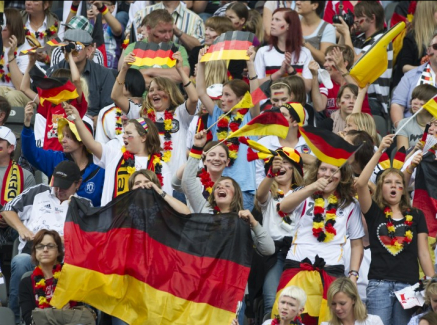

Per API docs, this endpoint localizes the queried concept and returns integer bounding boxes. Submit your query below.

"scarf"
[1,160,24,206]
[417,63,434,86]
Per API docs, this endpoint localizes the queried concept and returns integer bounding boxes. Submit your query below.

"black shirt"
[364,201,428,284]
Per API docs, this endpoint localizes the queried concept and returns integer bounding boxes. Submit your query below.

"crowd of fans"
[0,1,437,325]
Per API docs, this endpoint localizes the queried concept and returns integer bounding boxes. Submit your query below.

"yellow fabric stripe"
[40,89,79,105]
[201,50,249,62]
[230,123,288,139]
[51,264,234,325]
[130,56,176,68]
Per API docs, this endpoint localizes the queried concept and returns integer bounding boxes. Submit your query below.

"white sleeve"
[301,49,314,80]
[186,116,199,150]
[127,101,142,119]
[93,139,122,168]
[176,102,194,130]
[255,158,266,188]
[94,107,110,145]
[346,201,365,240]
[16,45,30,75]
[254,47,266,79]
[34,113,46,148]
[161,161,174,195]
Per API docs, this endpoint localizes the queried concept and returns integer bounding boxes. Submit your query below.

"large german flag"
[228,109,289,139]
[200,31,254,62]
[413,151,437,237]
[33,75,79,105]
[50,189,253,325]
[299,126,358,167]
[129,41,178,69]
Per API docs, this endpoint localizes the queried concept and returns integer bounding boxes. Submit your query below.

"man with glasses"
[335,1,392,117]
[0,161,91,323]
[391,34,437,128]
[46,28,115,118]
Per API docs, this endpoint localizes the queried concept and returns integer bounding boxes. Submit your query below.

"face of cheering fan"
[271,87,292,108]
[317,162,341,194]
[204,26,219,46]
[220,85,241,113]
[0,139,14,160]
[61,127,82,154]
[122,122,146,154]
[203,146,229,174]
[338,87,357,116]
[279,106,298,127]
[330,292,355,321]
[213,179,235,207]
[35,234,60,266]
[381,172,404,206]
[270,11,288,38]
[278,295,304,323]
[275,160,294,186]
[148,81,171,112]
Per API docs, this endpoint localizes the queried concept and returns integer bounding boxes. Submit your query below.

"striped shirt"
[130,2,204,46]
[354,31,393,114]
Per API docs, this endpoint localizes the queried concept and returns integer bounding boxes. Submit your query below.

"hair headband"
[136,118,148,133]
[271,82,291,91]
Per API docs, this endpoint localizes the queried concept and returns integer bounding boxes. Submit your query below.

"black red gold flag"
[33,75,78,105]
[413,151,437,237]
[251,80,271,106]
[299,126,358,167]
[129,41,178,69]
[392,147,406,170]
[196,114,213,143]
[200,31,255,62]
[51,189,253,325]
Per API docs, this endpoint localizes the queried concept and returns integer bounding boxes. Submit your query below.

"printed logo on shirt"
[301,145,311,154]
[44,204,51,209]
[156,119,180,134]
[85,182,95,194]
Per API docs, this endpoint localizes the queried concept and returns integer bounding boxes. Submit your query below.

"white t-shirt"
[127,102,194,177]
[186,115,199,150]
[254,45,313,80]
[286,196,365,266]
[320,314,383,325]
[259,191,298,241]
[255,135,314,187]
[0,44,31,88]
[94,138,172,206]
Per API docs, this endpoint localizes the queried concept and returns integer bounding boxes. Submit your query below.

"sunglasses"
[429,44,437,50]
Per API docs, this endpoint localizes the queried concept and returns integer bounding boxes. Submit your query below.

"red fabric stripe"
[209,40,252,53]
[277,268,300,292]
[301,130,354,159]
[64,222,250,313]
[413,189,437,237]
[266,67,281,76]
[251,87,268,106]
[246,112,289,128]
[133,48,174,59]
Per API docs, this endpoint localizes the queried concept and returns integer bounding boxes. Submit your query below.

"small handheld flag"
[200,31,254,62]
[423,95,437,119]
[130,42,178,69]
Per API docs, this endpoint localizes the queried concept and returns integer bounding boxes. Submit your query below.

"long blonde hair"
[346,113,380,146]
[327,278,368,325]
[413,1,437,58]
[143,77,185,114]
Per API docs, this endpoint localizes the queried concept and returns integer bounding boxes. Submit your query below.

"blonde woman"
[321,277,383,325]
[344,113,381,146]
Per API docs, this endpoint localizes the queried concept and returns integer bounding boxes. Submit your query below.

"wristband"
[183,81,191,88]
[348,270,359,279]
[98,5,109,15]
[8,57,15,63]
[405,166,413,174]
[160,191,167,199]
[70,3,79,13]
[248,74,258,80]
[175,30,183,38]
[189,145,203,160]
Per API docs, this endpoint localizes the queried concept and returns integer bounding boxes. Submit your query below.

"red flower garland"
[32,264,62,308]
[199,168,214,199]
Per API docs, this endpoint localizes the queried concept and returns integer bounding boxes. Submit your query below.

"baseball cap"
[0,126,16,146]
[57,116,94,143]
[64,15,93,35]
[52,161,81,189]
[64,29,93,46]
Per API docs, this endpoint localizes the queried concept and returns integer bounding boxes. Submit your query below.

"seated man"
[123,9,190,85]
[1,161,91,323]
[46,28,115,118]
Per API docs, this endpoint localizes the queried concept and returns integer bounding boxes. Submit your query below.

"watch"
[160,191,167,199]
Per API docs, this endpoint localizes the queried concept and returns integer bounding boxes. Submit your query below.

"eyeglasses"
[35,244,58,251]
[429,44,437,50]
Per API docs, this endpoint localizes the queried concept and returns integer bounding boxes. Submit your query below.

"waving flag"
[299,126,358,167]
[129,42,178,69]
[423,95,437,119]
[251,80,271,106]
[200,31,254,62]
[51,189,253,325]
[33,75,78,105]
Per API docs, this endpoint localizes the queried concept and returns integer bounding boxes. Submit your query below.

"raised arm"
[20,53,38,101]
[352,84,369,114]
[94,1,123,36]
[7,36,24,90]
[196,47,215,116]
[309,60,327,112]
[111,52,135,113]
[174,51,198,115]
[356,134,394,213]
[67,50,83,102]
[279,177,329,213]
[404,152,422,186]
[247,46,260,118]
[146,183,190,214]
[256,156,282,204]
[64,104,103,159]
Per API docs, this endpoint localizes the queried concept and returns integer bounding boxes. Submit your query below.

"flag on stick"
[33,76,78,105]
[130,42,178,69]
[51,190,253,325]
[299,126,358,167]
[200,31,254,62]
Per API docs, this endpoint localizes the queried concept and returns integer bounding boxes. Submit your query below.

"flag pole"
[204,109,234,133]
[393,107,423,137]
[327,142,365,183]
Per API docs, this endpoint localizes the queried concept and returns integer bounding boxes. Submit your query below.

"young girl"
[65,104,172,206]
[321,277,383,325]
[344,113,380,146]
[117,51,197,180]
[356,134,434,325]
[273,160,364,324]
[408,278,437,325]
[256,148,305,319]
[254,8,312,93]
[225,2,248,31]
[197,46,260,210]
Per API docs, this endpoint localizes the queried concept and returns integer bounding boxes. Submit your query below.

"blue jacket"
[21,126,105,206]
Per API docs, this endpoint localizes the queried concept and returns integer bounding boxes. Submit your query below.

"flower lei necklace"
[384,206,413,248]
[271,315,302,325]
[147,108,174,163]
[312,191,340,242]
[198,168,214,199]
[24,21,58,40]
[120,146,164,186]
[115,107,123,135]
[32,264,62,308]
[0,49,17,83]
[216,108,249,166]
[276,188,294,225]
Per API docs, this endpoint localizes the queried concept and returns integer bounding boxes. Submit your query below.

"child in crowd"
[408,278,437,325]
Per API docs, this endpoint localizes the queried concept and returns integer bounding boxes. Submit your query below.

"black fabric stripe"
[67,189,253,266]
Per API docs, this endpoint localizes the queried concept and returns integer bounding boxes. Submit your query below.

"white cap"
[0,126,16,146]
